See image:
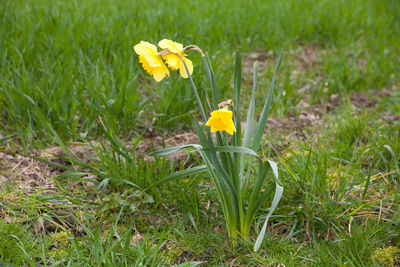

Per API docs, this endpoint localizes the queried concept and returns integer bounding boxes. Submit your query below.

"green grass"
[1,0,400,265]
[1,91,399,265]
[1,0,400,145]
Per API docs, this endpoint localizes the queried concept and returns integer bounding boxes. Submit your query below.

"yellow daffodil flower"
[205,108,236,135]
[158,39,193,79]
[134,41,169,82]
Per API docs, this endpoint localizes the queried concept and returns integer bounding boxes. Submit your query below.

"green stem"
[176,53,207,122]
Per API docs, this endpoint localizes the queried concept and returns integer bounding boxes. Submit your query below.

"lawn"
[1,0,400,265]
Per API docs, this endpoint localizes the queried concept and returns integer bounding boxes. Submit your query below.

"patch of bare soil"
[261,88,396,151]
[0,143,99,192]
[0,132,199,192]
[243,44,326,82]
[243,51,273,80]
[0,151,58,191]
[263,112,322,149]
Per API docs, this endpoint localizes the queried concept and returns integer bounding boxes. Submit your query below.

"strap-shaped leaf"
[192,116,209,148]
[150,144,203,157]
[242,62,257,149]
[212,146,259,157]
[267,159,282,185]
[202,53,219,109]
[254,160,284,252]
[205,129,239,205]
[252,52,283,152]
[149,165,208,188]
[234,50,242,147]
[240,62,258,178]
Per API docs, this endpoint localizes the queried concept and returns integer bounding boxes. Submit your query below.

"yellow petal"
[179,57,193,79]
[139,55,169,82]
[205,116,216,127]
[143,55,163,68]
[158,39,184,53]
[226,119,236,135]
[134,41,157,56]
[153,70,164,82]
[163,54,180,70]
[153,65,169,82]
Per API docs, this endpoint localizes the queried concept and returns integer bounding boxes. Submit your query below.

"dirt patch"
[350,92,375,108]
[293,43,325,70]
[0,142,100,192]
[243,51,273,80]
[243,44,326,81]
[0,151,58,191]
[0,132,199,191]
[40,143,96,164]
[264,112,322,147]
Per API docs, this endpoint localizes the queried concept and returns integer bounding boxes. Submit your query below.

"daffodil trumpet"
[140,40,284,252]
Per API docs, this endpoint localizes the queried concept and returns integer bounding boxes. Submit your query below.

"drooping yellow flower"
[205,108,236,135]
[158,39,193,79]
[134,41,169,82]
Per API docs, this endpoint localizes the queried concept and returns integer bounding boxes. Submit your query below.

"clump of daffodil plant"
[134,39,283,251]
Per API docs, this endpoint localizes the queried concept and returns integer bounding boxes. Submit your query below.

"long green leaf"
[234,50,242,147]
[206,129,239,218]
[244,161,270,226]
[202,54,218,109]
[240,62,258,178]
[233,51,242,204]
[253,184,275,215]
[267,159,282,185]
[242,62,258,149]
[252,52,283,152]
[150,144,202,157]
[204,52,220,108]
[216,132,232,178]
[192,116,208,148]
[148,165,207,188]
[197,149,231,227]
[254,160,283,252]
[213,146,259,157]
